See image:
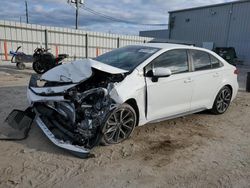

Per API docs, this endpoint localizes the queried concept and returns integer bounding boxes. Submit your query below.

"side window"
[191,50,211,71]
[210,55,223,68]
[151,49,189,74]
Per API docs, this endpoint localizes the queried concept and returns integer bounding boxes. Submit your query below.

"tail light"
[234,68,239,75]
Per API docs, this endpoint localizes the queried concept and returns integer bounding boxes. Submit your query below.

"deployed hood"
[89,59,128,74]
[41,58,128,83]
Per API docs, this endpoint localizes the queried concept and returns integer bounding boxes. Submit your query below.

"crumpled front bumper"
[35,115,91,158]
[26,74,92,158]
[27,74,76,105]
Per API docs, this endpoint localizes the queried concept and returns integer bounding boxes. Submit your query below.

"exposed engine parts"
[2,59,130,158]
[33,68,124,153]
[66,86,118,147]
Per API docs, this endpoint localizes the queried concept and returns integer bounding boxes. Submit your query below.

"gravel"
[0,63,250,188]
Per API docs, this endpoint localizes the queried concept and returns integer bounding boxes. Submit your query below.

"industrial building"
[168,0,250,64]
[139,29,169,39]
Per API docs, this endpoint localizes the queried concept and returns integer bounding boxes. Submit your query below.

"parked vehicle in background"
[4,43,239,158]
[10,46,34,70]
[214,47,238,65]
[10,46,68,73]
[32,47,68,74]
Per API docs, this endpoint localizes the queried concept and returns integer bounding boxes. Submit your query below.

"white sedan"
[27,43,238,157]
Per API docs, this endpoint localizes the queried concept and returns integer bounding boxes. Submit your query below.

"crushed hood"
[41,58,128,83]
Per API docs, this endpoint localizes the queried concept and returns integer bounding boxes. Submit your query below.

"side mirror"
[145,67,172,82]
[153,67,172,78]
[151,67,171,82]
[152,67,172,82]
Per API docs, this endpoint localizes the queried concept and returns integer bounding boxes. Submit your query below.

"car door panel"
[146,73,193,121]
[189,50,223,110]
[144,49,193,121]
[190,70,222,110]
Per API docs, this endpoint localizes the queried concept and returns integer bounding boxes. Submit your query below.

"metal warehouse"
[168,0,250,64]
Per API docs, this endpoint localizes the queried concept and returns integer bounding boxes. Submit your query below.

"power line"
[80,6,168,26]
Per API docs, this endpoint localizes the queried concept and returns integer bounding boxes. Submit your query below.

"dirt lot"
[0,63,250,188]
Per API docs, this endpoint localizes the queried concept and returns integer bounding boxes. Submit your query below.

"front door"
[145,49,193,121]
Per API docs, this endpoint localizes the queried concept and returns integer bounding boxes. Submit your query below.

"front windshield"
[94,45,160,71]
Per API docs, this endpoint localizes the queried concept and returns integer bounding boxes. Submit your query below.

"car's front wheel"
[211,86,232,114]
[101,103,137,145]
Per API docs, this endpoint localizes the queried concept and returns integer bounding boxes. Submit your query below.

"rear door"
[189,50,224,110]
[145,49,193,121]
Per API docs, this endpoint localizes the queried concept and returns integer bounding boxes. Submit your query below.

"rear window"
[191,50,223,71]
[191,50,211,71]
[210,55,223,68]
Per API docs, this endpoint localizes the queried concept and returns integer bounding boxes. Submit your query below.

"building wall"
[169,1,250,64]
[227,2,250,62]
[139,29,169,39]
[0,20,152,61]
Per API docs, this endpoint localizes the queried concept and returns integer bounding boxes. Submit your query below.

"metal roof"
[168,0,250,13]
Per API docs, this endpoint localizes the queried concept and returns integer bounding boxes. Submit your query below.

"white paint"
[41,58,128,84]
[29,44,239,132]
[27,89,67,105]
[90,59,128,74]
[41,59,92,83]
[30,84,76,94]
[153,67,172,77]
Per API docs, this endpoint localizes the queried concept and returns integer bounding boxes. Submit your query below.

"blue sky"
[0,0,235,35]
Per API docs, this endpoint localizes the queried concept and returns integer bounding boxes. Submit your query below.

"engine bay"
[29,68,127,157]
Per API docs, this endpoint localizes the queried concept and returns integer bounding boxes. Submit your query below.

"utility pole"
[25,0,29,23]
[76,0,79,29]
[68,0,84,30]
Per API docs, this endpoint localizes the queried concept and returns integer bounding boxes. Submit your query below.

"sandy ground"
[0,63,250,188]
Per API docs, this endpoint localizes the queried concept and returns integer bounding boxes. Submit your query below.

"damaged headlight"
[36,80,46,87]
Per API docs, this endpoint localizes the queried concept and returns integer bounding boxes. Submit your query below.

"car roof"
[136,43,229,68]
[140,43,204,51]
[140,43,190,49]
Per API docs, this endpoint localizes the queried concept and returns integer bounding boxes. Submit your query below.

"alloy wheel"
[102,106,136,144]
[216,87,232,113]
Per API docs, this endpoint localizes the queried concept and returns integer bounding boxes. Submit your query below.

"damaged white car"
[2,43,239,158]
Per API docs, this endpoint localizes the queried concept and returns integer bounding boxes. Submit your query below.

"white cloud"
[34,5,44,13]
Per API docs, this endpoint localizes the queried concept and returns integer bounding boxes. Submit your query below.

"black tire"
[101,103,137,146]
[33,61,46,74]
[211,86,232,114]
[16,62,25,70]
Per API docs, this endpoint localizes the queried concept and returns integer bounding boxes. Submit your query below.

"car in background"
[214,47,238,65]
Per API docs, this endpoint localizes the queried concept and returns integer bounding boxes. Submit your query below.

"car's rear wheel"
[101,103,136,145]
[211,86,232,114]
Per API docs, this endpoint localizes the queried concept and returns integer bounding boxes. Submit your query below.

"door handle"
[184,78,193,83]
